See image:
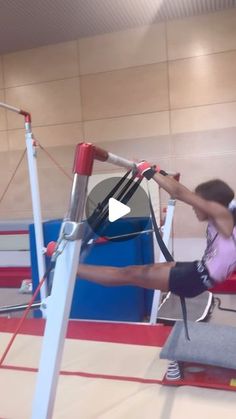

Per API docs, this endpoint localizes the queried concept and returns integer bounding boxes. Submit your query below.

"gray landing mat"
[160,321,236,370]
[157,291,213,322]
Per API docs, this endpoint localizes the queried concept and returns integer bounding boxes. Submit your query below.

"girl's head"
[194,179,236,223]
[195,179,234,206]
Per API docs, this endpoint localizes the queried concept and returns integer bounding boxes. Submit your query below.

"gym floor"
[0,290,236,418]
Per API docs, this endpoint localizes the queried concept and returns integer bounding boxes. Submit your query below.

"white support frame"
[0,102,47,301]
[31,238,82,419]
[31,143,136,419]
[25,120,47,300]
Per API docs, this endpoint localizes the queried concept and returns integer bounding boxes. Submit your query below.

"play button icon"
[85,175,150,242]
[108,198,131,222]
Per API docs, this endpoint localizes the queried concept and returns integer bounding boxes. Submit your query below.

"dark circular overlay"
[85,176,151,242]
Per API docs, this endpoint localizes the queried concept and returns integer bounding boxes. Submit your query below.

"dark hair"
[231,208,236,225]
[195,179,236,224]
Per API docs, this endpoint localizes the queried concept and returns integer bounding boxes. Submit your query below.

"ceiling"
[0,0,235,54]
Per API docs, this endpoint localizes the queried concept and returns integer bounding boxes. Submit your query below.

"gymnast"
[77,162,236,298]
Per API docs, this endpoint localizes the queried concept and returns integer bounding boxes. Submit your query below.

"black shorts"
[169,260,216,298]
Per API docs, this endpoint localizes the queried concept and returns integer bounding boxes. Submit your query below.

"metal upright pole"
[24,114,47,300]
[0,102,47,301]
[31,143,94,419]
[31,142,136,419]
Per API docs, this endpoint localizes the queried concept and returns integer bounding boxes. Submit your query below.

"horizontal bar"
[93,144,136,170]
[107,152,136,170]
[0,101,31,121]
[0,101,21,114]
[93,144,180,173]
[93,145,108,162]
[77,143,180,174]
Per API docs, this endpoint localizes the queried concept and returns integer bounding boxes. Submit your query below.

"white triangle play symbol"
[108,198,131,222]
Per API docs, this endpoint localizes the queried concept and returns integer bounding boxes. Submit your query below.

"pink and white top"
[202,221,236,283]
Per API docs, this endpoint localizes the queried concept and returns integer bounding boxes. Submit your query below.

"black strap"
[148,196,190,341]
[93,175,142,232]
[149,198,173,262]
[82,172,142,251]
[120,177,142,204]
[87,170,132,230]
[179,296,190,341]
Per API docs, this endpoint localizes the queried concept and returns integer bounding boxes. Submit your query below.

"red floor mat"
[0,267,31,288]
[0,317,171,346]
[162,362,236,392]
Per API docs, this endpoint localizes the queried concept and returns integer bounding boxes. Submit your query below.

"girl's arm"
[137,163,234,237]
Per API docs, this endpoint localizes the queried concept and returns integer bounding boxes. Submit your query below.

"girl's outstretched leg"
[77,261,176,292]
